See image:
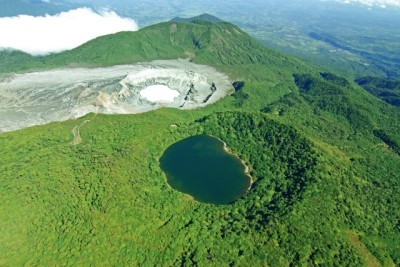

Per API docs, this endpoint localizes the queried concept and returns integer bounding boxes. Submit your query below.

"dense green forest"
[0,17,399,266]
[355,76,400,107]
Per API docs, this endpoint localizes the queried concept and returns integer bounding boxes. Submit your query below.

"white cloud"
[333,0,400,7]
[0,8,138,55]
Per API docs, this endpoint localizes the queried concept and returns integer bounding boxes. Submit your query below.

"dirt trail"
[347,231,383,267]
[71,120,90,145]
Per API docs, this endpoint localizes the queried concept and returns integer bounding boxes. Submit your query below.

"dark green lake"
[160,135,251,205]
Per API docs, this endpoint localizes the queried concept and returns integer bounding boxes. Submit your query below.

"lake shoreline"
[161,134,252,204]
[218,138,254,190]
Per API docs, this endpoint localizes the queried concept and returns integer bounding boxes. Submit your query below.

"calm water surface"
[160,135,250,204]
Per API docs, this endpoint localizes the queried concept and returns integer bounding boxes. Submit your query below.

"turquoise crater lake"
[160,135,251,205]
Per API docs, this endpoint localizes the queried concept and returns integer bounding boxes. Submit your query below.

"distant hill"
[355,76,400,107]
[0,0,75,16]
[170,13,225,23]
[0,16,305,80]
[0,49,41,73]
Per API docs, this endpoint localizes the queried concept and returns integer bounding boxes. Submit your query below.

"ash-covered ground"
[0,59,233,133]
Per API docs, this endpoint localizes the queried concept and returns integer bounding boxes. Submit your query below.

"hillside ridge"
[0,15,303,75]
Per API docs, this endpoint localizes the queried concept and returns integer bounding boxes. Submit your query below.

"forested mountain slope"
[0,18,399,266]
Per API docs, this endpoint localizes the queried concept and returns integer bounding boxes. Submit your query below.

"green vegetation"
[0,18,305,77]
[372,130,400,155]
[308,32,400,78]
[171,13,225,24]
[355,76,400,107]
[0,49,44,73]
[0,18,399,266]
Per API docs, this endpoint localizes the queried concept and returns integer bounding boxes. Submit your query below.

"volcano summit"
[0,59,233,133]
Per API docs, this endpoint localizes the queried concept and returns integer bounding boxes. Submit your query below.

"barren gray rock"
[0,59,234,133]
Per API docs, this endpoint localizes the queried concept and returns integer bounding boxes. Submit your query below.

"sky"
[333,0,400,7]
[0,8,138,55]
